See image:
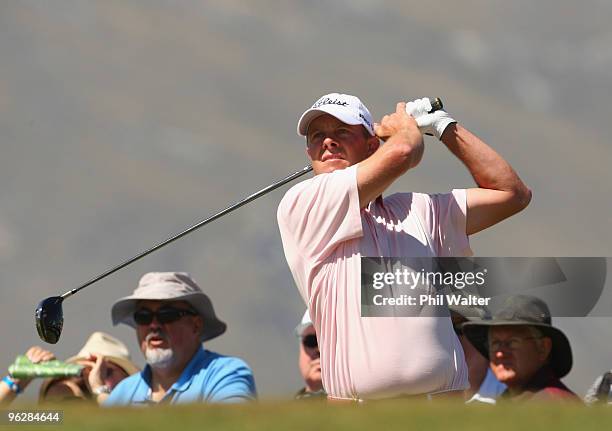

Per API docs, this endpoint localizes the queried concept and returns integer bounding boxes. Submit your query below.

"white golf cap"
[294,309,313,337]
[111,272,227,342]
[297,93,375,137]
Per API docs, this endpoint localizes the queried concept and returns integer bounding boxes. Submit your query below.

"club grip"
[429,97,443,113]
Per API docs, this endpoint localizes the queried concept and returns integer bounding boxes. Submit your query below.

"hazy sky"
[1,0,610,399]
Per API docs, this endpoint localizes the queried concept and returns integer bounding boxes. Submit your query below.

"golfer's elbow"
[510,182,532,214]
[407,140,424,169]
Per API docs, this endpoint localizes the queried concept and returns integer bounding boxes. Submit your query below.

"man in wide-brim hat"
[104,272,257,405]
[462,294,578,402]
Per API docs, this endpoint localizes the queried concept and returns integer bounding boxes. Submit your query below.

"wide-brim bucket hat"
[462,295,572,378]
[111,272,227,342]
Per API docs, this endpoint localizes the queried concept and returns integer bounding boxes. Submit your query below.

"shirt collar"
[366,195,385,211]
[170,346,206,393]
[501,365,560,400]
[138,345,207,402]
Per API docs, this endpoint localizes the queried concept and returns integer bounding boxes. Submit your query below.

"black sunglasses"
[302,334,318,349]
[133,307,198,325]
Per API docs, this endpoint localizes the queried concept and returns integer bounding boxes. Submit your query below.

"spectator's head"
[39,331,138,403]
[111,272,226,374]
[294,310,322,393]
[297,93,379,175]
[463,295,572,391]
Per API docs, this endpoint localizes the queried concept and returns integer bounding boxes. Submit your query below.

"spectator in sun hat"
[448,290,505,404]
[104,272,256,406]
[1,331,138,406]
[49,331,139,404]
[462,295,579,402]
[294,310,325,400]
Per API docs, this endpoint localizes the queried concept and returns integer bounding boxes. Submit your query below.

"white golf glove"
[405,97,456,140]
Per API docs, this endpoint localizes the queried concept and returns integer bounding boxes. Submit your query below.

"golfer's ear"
[305,143,316,160]
[367,135,380,156]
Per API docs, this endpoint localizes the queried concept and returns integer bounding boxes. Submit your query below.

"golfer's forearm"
[441,124,531,206]
[357,132,423,208]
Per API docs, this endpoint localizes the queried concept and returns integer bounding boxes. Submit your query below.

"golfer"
[277,93,531,401]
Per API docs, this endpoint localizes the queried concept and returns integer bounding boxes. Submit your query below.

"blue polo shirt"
[104,347,256,406]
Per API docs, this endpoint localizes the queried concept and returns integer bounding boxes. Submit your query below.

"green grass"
[7,400,612,431]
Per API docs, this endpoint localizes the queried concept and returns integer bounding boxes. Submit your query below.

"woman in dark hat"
[462,295,579,402]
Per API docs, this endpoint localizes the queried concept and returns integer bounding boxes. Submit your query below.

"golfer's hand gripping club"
[406,97,455,139]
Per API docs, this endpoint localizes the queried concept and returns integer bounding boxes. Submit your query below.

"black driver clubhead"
[35,296,64,344]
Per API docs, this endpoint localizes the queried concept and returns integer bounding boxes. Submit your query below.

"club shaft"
[59,96,446,299]
[61,165,313,299]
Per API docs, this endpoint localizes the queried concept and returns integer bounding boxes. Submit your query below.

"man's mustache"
[145,330,169,343]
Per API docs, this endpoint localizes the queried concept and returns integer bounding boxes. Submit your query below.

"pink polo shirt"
[277,165,472,400]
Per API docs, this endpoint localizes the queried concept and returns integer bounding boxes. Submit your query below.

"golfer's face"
[306,114,378,175]
[135,300,201,357]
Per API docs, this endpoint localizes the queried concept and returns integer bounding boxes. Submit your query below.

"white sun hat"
[111,272,227,342]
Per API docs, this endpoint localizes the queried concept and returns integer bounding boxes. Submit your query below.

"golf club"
[35,165,313,343]
[35,98,444,344]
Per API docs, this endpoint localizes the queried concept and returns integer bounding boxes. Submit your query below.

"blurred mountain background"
[0,0,610,400]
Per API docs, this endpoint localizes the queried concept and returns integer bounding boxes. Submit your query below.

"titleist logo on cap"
[312,97,349,109]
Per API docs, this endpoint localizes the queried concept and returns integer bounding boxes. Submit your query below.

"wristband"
[2,375,22,394]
